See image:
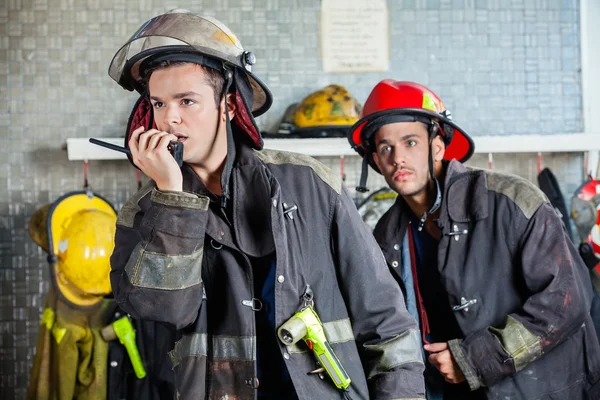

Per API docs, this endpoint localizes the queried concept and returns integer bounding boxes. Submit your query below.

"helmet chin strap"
[220,69,235,210]
[417,122,442,232]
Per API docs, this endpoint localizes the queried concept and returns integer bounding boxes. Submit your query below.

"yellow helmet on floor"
[40,192,117,307]
[291,85,362,129]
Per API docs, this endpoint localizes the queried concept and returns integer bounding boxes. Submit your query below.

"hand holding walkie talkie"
[90,126,185,192]
[89,138,183,166]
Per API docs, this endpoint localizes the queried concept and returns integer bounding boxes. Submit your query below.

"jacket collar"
[441,160,489,224]
[375,159,489,249]
[181,140,263,195]
[181,142,276,258]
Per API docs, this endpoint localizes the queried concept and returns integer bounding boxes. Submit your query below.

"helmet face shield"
[109,13,244,82]
[108,12,271,116]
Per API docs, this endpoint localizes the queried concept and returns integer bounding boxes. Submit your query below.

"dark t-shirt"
[410,217,485,400]
[251,254,298,400]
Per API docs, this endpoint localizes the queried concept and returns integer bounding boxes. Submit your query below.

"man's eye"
[152,102,163,109]
[182,99,195,105]
[380,145,392,154]
[407,140,417,147]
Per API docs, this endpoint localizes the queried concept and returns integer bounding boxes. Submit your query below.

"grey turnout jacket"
[374,160,600,400]
[110,144,426,400]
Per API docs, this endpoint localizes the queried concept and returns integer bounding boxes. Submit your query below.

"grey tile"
[0,0,586,396]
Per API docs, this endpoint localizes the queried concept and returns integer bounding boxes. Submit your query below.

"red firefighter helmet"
[571,178,600,259]
[347,80,474,174]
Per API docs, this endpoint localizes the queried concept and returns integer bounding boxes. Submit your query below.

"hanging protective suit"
[27,192,118,400]
[27,192,176,400]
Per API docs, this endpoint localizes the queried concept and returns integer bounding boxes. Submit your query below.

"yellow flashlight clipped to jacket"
[277,305,351,390]
[101,316,146,379]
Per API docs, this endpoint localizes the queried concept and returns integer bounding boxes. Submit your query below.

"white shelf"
[470,133,600,154]
[66,134,600,161]
[67,138,128,161]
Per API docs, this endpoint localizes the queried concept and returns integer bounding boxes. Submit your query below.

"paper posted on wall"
[320,0,389,73]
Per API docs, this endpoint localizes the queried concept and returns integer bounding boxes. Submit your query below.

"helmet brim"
[108,12,273,116]
[112,46,272,118]
[348,108,475,173]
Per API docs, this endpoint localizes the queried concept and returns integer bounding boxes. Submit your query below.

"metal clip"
[302,284,314,308]
[241,298,263,311]
[417,212,427,231]
[446,224,468,241]
[452,297,477,313]
[244,376,259,388]
[210,239,223,250]
[283,203,298,220]
[308,367,325,375]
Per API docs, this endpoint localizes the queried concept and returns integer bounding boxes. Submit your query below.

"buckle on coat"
[242,298,263,311]
[283,203,298,220]
[445,225,469,241]
[452,297,477,313]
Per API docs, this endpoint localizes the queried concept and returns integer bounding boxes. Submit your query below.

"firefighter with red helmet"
[348,80,600,399]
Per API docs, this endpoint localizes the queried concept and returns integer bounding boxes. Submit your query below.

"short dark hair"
[143,60,226,107]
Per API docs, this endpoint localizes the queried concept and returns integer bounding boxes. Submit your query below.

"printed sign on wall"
[320,0,390,73]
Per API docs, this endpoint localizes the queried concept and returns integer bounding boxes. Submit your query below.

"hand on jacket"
[129,126,183,191]
[424,342,465,384]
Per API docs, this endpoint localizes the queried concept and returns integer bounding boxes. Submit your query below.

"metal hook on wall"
[83,160,89,189]
[83,160,93,198]
[340,155,346,182]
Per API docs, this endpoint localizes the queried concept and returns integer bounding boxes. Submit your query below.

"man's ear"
[222,93,236,121]
[433,135,445,162]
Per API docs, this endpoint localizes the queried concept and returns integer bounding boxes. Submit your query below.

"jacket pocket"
[123,243,205,328]
[206,359,256,400]
[489,325,588,400]
[170,332,258,400]
[170,333,208,399]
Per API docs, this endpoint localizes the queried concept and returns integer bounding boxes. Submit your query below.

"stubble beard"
[389,176,428,198]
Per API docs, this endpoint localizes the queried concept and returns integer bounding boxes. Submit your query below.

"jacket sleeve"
[110,183,210,330]
[448,202,593,390]
[331,186,426,400]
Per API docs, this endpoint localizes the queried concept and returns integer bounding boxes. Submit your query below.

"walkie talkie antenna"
[89,138,131,155]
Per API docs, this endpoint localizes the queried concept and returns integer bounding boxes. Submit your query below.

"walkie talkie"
[89,138,184,167]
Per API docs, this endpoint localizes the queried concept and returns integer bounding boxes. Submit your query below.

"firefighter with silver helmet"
[109,10,425,400]
[348,80,600,399]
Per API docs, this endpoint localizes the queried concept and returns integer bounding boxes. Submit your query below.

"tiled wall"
[0,0,584,398]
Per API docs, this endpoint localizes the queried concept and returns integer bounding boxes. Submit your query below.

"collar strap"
[417,178,442,232]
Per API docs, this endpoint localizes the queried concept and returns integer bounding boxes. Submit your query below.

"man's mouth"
[172,133,188,142]
[393,169,413,180]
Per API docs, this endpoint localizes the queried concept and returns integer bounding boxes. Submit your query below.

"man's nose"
[164,105,181,126]
[392,148,406,167]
